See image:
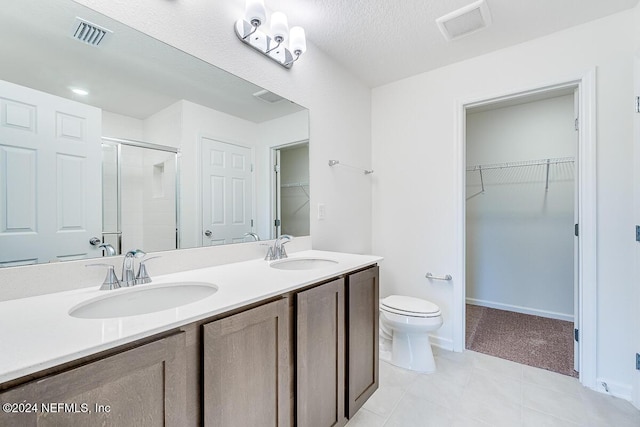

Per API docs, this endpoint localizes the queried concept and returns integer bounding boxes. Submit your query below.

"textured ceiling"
[265,0,640,87]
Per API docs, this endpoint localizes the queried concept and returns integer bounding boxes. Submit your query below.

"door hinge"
[274,219,281,227]
[574,328,579,342]
[574,118,579,131]
[250,163,254,172]
[636,225,640,242]
[274,165,280,173]
[251,219,254,227]
[574,224,579,237]
[636,353,640,370]
[636,96,640,113]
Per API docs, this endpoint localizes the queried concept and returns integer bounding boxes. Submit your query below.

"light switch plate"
[317,203,326,220]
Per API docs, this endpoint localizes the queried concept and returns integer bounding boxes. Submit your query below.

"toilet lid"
[380,295,441,317]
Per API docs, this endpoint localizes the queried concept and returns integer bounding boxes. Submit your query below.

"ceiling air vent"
[72,17,112,46]
[436,0,492,41]
[253,89,285,104]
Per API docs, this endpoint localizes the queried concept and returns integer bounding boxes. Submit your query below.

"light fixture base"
[235,19,297,69]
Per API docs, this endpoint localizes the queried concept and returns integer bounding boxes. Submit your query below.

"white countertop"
[0,250,382,384]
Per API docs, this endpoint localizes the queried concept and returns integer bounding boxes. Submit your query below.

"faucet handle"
[86,264,121,290]
[278,235,293,258]
[260,243,276,261]
[136,256,161,285]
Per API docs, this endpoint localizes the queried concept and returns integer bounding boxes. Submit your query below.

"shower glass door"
[101,139,178,255]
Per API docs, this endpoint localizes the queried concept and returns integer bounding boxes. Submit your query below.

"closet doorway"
[464,89,579,377]
[455,72,597,387]
[271,141,309,238]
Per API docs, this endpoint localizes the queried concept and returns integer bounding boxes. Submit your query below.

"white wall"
[102,110,144,141]
[466,95,576,320]
[373,11,636,396]
[75,0,373,255]
[144,102,183,149]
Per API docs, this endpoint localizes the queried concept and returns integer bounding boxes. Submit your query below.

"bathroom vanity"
[0,251,380,426]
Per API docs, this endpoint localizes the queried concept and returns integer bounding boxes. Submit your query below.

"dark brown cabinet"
[202,298,291,427]
[346,266,380,418]
[296,277,347,427]
[0,264,380,427]
[0,332,187,427]
[295,265,380,426]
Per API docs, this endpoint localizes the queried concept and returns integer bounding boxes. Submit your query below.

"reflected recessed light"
[71,88,89,96]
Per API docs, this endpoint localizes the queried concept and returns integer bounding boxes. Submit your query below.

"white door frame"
[453,69,598,389]
[633,56,640,410]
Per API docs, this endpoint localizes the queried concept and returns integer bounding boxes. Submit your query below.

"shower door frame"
[101,137,180,253]
[453,69,597,390]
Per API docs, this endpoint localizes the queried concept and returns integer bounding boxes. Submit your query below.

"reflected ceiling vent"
[71,17,112,47]
[253,89,285,104]
[436,0,492,41]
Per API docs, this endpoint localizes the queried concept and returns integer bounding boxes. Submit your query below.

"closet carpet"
[465,304,578,378]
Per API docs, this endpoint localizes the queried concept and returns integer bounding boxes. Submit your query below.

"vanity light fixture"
[234,0,307,69]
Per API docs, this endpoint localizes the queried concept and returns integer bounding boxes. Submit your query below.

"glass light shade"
[270,12,289,42]
[245,0,266,26]
[289,26,306,55]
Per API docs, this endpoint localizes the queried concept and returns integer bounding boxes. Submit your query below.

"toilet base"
[390,332,436,373]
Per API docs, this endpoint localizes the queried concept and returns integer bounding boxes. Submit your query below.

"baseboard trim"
[595,377,633,402]
[466,298,574,322]
[430,335,454,351]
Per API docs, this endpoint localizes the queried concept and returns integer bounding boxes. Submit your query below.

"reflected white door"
[201,138,253,245]
[0,80,102,266]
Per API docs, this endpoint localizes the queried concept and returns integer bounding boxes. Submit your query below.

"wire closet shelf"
[466,156,575,200]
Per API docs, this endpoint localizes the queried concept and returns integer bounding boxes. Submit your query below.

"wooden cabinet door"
[297,278,346,427]
[203,298,291,427]
[0,332,187,426]
[346,266,379,418]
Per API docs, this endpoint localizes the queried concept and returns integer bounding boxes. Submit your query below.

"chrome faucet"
[121,249,146,287]
[244,232,261,241]
[88,249,159,290]
[262,235,293,261]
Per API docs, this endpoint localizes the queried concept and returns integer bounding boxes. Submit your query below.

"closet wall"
[466,94,576,320]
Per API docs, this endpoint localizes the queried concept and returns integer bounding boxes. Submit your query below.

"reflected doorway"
[272,142,309,238]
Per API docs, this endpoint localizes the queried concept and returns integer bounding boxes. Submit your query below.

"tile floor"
[346,348,640,427]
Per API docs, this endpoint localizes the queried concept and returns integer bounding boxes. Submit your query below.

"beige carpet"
[466,304,578,378]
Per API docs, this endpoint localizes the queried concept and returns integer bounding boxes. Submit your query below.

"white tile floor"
[347,348,640,427]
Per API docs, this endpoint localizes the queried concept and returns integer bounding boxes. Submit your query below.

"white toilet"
[379,295,443,373]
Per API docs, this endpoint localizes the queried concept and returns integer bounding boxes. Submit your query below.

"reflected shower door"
[101,139,178,255]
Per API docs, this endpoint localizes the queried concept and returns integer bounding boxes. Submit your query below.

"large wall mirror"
[0,0,310,267]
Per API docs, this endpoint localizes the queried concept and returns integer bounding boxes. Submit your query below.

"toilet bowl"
[379,295,443,373]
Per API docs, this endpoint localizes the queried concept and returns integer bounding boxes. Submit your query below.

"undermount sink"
[269,257,338,271]
[69,282,218,319]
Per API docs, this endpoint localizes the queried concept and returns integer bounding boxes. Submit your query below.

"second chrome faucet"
[263,235,293,261]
